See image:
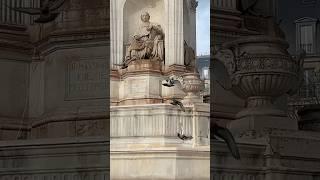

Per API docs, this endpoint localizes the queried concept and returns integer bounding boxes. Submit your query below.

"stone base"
[110,103,210,179]
[228,114,298,134]
[111,145,209,180]
[212,129,320,180]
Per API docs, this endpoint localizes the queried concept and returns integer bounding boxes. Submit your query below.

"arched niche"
[123,0,165,45]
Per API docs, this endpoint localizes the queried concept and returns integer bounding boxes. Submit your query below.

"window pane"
[300,25,313,53]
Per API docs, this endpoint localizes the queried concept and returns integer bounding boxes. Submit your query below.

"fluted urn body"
[215,36,303,131]
[180,72,205,105]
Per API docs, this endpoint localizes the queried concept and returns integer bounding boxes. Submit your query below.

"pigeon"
[113,62,128,69]
[177,132,193,141]
[211,121,241,160]
[162,75,183,87]
[170,99,185,112]
[177,124,193,141]
[10,0,65,24]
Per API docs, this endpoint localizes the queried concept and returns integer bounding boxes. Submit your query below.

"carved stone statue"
[184,41,196,68]
[125,12,164,63]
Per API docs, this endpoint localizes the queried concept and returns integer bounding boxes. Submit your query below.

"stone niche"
[111,0,199,105]
[123,0,165,46]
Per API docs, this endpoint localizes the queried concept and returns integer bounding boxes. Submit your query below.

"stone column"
[110,0,125,69]
[110,0,126,105]
[164,0,184,66]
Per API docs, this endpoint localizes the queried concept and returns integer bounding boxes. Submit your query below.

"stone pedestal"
[110,103,210,180]
[118,59,163,105]
[111,146,209,180]
[212,129,320,180]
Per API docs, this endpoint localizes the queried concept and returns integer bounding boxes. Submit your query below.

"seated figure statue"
[125,12,164,63]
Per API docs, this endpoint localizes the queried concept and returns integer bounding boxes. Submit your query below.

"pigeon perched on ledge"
[177,123,193,141]
[177,132,193,141]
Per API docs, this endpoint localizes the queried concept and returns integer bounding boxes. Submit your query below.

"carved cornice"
[164,64,187,76]
[120,59,163,78]
[118,98,163,106]
[36,26,110,56]
[110,69,120,80]
[0,24,32,54]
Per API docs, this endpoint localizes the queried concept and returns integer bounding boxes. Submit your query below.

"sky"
[196,0,210,56]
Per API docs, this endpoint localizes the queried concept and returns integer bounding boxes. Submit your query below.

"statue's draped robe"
[125,22,164,62]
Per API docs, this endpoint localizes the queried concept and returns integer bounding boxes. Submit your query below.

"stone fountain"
[214,35,304,133]
[110,1,209,179]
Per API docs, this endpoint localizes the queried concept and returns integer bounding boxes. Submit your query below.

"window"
[295,17,318,55]
[300,25,314,53]
[201,67,209,80]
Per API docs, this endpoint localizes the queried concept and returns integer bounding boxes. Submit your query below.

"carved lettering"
[65,59,108,100]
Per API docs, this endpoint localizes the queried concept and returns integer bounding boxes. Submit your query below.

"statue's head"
[141,12,150,22]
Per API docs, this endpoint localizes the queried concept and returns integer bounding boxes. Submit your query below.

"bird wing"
[212,58,232,90]
[161,80,170,86]
[177,101,185,112]
[11,7,42,15]
[34,13,59,23]
[213,125,240,159]
[49,0,66,11]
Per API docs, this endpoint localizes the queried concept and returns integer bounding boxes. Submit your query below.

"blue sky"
[196,0,210,56]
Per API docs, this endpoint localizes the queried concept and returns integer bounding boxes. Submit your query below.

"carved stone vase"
[215,36,304,131]
[180,72,205,105]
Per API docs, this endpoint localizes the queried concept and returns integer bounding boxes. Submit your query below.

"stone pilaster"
[164,0,184,66]
[110,0,125,69]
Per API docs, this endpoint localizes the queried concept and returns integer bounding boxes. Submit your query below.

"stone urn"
[214,35,304,131]
[180,72,205,105]
[297,104,320,131]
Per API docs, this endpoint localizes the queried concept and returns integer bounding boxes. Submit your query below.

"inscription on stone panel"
[132,80,146,94]
[65,59,107,100]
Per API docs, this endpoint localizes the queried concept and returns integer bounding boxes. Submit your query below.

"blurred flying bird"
[9,0,65,23]
[211,121,241,160]
[170,99,185,112]
[162,75,183,87]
